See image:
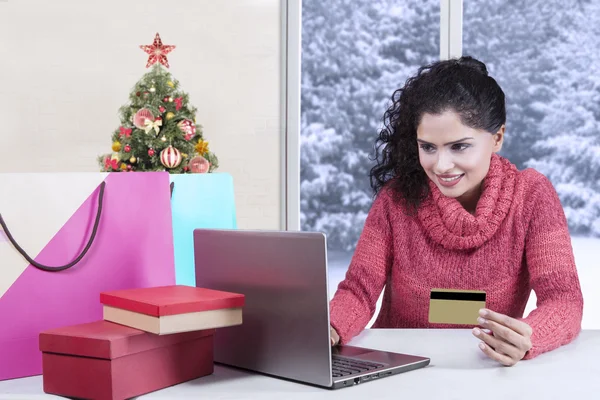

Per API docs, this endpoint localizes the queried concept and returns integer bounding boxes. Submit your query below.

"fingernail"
[473,328,481,336]
[478,317,486,324]
[479,309,488,316]
[479,342,485,350]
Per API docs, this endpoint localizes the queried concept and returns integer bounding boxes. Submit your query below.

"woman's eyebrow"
[416,137,474,145]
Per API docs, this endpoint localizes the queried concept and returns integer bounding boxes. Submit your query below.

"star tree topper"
[140,33,176,68]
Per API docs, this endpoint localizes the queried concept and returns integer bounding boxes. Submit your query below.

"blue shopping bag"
[170,173,237,286]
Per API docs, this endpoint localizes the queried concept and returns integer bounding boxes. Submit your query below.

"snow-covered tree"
[301,0,438,250]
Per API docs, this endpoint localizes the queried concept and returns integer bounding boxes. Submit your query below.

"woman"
[328,56,584,366]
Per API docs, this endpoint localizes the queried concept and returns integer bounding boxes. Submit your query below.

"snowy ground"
[327,236,600,329]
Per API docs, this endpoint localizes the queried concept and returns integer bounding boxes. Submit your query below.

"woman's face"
[416,110,504,208]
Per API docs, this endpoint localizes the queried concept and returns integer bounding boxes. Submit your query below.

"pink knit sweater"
[329,153,584,359]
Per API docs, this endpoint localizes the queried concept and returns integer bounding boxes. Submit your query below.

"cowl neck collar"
[417,153,517,250]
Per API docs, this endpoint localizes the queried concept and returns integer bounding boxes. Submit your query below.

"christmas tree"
[98,33,218,174]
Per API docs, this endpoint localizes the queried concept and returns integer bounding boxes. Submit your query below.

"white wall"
[0,0,283,230]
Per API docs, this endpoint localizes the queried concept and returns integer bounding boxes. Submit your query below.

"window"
[299,0,441,300]
[463,0,599,327]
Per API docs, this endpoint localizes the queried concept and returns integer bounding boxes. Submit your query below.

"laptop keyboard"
[331,355,385,377]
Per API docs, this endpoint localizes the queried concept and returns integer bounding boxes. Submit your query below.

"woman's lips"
[436,173,464,187]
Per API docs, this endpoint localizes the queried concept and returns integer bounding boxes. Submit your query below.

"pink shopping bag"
[0,172,176,381]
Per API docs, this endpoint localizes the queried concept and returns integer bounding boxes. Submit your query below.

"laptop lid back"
[193,229,333,387]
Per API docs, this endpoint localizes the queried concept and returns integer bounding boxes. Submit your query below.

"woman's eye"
[452,143,469,151]
[420,144,435,153]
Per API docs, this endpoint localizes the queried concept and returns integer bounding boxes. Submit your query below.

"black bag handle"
[0,181,106,272]
[170,181,174,198]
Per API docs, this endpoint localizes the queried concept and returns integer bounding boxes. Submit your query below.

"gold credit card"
[428,289,486,325]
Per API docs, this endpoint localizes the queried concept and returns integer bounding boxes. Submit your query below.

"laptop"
[193,229,430,389]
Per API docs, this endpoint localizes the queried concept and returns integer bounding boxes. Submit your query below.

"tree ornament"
[159,106,166,113]
[189,155,210,173]
[195,140,209,155]
[174,97,183,110]
[140,33,175,68]
[144,118,162,135]
[119,126,132,138]
[149,87,156,92]
[168,97,173,102]
[124,145,131,153]
[160,145,182,168]
[130,156,137,163]
[148,148,155,157]
[112,141,122,152]
[178,119,196,140]
[167,81,175,88]
[133,108,155,129]
[136,91,141,97]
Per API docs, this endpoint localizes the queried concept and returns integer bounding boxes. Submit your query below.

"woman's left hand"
[472,308,533,366]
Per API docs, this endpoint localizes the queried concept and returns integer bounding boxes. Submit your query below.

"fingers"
[473,328,522,363]
[479,309,533,338]
[479,317,532,352]
[477,340,518,367]
[330,326,340,347]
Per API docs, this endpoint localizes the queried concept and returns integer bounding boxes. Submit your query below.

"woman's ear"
[492,125,505,153]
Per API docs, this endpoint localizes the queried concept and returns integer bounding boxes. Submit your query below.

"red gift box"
[100,285,245,335]
[39,320,214,400]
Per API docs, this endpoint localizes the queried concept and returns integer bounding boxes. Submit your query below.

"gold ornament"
[166,112,175,120]
[120,163,127,170]
[161,136,167,142]
[129,156,137,164]
[195,140,209,155]
[167,81,174,88]
[182,153,188,159]
[112,141,122,152]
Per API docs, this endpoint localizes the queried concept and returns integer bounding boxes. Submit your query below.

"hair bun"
[457,56,488,76]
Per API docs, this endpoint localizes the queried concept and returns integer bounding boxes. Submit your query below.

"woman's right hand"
[330,326,340,346]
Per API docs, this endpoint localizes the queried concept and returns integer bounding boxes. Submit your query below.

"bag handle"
[170,181,174,198]
[0,181,106,272]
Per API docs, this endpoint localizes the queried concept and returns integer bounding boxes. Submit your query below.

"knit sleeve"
[329,188,394,345]
[519,174,584,360]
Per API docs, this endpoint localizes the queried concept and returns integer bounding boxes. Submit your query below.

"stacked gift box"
[38,285,244,400]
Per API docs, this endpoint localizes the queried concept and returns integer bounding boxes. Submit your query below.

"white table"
[1,329,599,399]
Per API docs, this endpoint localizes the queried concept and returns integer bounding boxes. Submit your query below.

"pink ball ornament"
[160,145,182,169]
[189,155,210,173]
[177,119,196,140]
[133,108,155,129]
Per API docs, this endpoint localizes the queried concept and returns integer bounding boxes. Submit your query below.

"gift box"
[100,285,245,335]
[39,320,214,400]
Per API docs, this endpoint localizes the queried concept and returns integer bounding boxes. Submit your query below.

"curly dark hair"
[369,56,506,214]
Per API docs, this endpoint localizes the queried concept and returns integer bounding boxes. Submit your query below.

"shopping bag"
[0,172,176,381]
[170,173,237,286]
